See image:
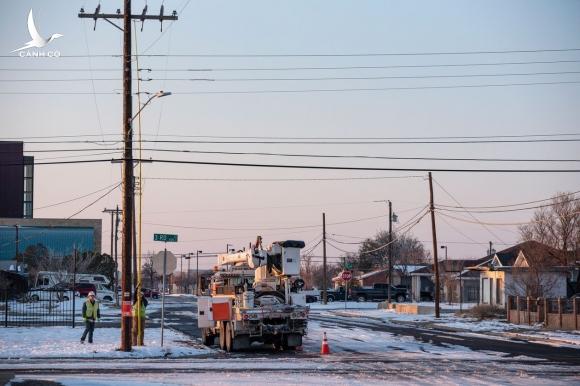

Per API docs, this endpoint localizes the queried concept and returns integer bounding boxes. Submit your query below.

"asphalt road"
[148,295,580,365]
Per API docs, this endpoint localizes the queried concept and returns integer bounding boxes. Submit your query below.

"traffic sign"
[152,250,177,273]
[341,270,352,280]
[154,233,178,242]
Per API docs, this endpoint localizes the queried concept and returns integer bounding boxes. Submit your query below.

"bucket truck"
[197,237,308,351]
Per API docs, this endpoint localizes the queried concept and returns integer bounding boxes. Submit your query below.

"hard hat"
[88,291,95,297]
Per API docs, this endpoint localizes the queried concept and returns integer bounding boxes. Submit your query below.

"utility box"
[211,297,232,321]
[197,296,215,328]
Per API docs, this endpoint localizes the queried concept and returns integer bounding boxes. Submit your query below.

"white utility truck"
[197,237,309,351]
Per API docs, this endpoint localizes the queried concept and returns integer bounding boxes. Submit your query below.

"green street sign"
[154,233,178,242]
[345,263,353,269]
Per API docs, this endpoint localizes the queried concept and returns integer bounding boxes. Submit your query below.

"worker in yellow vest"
[132,291,148,346]
[80,291,100,344]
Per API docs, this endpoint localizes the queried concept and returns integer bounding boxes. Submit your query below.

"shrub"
[464,305,505,320]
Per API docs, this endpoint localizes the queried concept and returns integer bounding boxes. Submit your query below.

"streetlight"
[196,250,203,296]
[131,91,171,121]
[226,244,234,253]
[184,253,191,294]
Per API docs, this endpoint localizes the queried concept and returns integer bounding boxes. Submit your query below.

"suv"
[142,288,160,299]
[74,283,97,297]
[351,283,409,303]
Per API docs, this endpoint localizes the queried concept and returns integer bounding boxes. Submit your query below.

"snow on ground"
[319,307,580,349]
[0,326,213,359]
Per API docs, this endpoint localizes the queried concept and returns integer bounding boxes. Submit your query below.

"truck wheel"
[225,322,234,352]
[219,323,226,350]
[396,295,405,303]
[201,328,213,346]
[357,295,366,302]
[327,295,334,303]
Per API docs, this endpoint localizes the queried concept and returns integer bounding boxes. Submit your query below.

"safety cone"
[320,332,330,355]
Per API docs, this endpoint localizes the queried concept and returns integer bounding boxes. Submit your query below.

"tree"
[519,192,579,255]
[519,191,580,292]
[356,231,430,271]
[142,257,158,288]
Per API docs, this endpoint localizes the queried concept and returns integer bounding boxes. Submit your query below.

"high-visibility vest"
[133,301,146,318]
[85,300,99,319]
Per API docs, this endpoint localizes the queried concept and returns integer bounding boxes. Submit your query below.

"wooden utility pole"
[428,172,441,318]
[78,1,178,352]
[388,200,393,304]
[322,213,327,305]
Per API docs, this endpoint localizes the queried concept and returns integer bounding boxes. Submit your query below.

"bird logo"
[12,9,63,53]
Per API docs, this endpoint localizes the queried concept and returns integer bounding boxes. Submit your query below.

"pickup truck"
[351,283,409,302]
[323,287,349,302]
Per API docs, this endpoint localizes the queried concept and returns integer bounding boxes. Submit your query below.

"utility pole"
[103,207,122,306]
[388,200,393,305]
[79,1,177,353]
[428,172,441,318]
[196,250,202,296]
[322,213,327,305]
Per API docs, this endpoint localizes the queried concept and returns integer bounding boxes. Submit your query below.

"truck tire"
[225,322,234,352]
[327,295,334,303]
[201,328,213,346]
[396,294,405,303]
[219,322,227,350]
[356,295,366,302]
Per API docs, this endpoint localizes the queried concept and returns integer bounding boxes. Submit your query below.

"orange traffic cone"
[320,332,330,355]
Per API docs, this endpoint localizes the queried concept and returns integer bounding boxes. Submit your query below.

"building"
[0,141,34,218]
[472,241,570,307]
[0,218,102,270]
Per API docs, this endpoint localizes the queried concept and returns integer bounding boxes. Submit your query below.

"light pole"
[196,250,202,295]
[226,244,233,253]
[132,91,171,121]
[180,254,184,293]
[440,245,449,304]
[185,253,191,294]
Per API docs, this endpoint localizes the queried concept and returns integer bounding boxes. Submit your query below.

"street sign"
[152,251,177,273]
[154,233,178,242]
[341,270,352,281]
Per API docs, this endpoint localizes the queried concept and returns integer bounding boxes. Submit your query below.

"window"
[489,278,494,305]
[496,278,503,305]
[482,278,490,304]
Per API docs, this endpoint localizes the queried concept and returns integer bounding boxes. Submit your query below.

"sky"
[1,1,579,270]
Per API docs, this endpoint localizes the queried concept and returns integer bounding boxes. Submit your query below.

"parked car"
[28,284,72,302]
[142,288,160,299]
[74,283,97,297]
[305,294,319,303]
[351,283,409,302]
[95,284,115,302]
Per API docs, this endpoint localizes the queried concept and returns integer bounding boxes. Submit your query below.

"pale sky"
[1,1,579,271]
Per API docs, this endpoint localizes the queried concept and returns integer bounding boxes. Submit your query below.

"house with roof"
[410,257,489,303]
[471,240,570,307]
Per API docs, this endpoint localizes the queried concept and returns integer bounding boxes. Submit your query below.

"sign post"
[154,233,178,347]
[341,270,352,310]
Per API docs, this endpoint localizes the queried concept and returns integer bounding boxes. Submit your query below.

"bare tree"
[357,231,429,271]
[519,192,579,255]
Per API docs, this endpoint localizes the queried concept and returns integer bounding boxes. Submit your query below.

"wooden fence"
[506,296,579,330]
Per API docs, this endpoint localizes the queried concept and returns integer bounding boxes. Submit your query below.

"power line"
[18,147,579,163]
[7,70,580,82]
[437,196,580,213]
[6,157,580,172]
[4,58,580,73]
[437,190,580,209]
[2,80,580,95]
[4,131,579,141]
[35,182,121,211]
[66,183,121,219]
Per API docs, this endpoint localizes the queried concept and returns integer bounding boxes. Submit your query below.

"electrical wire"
[3,80,580,95]
[433,178,507,244]
[35,182,121,211]
[66,183,121,219]
[437,196,580,213]
[437,190,580,209]
[8,69,580,82]
[5,157,580,172]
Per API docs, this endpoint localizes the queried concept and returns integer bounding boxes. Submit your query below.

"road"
[2,295,579,385]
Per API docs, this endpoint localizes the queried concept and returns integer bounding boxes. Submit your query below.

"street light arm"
[131,91,171,121]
